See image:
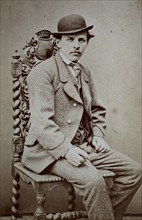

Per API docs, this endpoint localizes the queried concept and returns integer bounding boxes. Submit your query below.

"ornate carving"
[15,168,36,188]
[21,87,30,138]
[20,39,35,138]
[11,174,20,220]
[12,50,21,62]
[14,32,58,141]
[11,32,58,148]
[46,210,88,219]
[36,30,51,39]
[22,37,37,67]
[34,193,46,220]
[11,62,22,78]
[11,64,21,134]
[19,32,53,140]
[12,137,24,154]
[11,55,23,164]
[20,62,30,138]
[67,185,76,211]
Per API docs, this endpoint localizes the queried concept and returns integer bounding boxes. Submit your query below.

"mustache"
[70,51,81,54]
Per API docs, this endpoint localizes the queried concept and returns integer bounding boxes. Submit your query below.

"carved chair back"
[11,30,56,164]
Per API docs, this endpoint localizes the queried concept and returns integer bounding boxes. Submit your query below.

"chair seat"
[14,162,115,183]
[14,162,65,182]
[13,162,115,220]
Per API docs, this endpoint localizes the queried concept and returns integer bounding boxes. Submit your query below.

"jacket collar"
[54,52,90,106]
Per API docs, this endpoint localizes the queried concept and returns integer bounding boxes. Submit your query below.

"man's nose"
[73,39,80,49]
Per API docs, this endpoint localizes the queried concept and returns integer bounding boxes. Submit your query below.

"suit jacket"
[22,53,107,173]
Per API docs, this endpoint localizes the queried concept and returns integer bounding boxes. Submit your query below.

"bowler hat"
[52,14,94,38]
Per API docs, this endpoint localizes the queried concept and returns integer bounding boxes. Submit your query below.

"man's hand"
[92,136,110,153]
[79,142,92,154]
[65,147,90,167]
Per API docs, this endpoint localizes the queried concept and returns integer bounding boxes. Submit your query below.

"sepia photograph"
[0,0,141,220]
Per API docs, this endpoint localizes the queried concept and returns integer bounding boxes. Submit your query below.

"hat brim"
[52,25,94,37]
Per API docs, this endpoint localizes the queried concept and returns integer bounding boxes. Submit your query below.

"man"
[22,14,142,220]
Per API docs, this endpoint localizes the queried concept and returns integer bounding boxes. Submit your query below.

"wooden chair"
[11,30,115,220]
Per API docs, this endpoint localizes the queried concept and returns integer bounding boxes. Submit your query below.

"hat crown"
[52,14,94,38]
[58,14,87,32]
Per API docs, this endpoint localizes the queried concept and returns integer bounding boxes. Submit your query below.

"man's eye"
[79,38,86,43]
[67,38,74,42]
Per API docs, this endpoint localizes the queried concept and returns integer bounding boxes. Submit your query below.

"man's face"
[57,31,88,62]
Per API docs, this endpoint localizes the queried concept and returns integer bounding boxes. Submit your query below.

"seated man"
[22,14,142,220]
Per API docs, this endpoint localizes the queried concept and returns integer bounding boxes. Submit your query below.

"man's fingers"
[79,142,92,154]
[69,159,80,166]
[77,148,90,160]
[96,145,110,153]
[92,137,110,153]
[65,146,91,166]
[67,156,82,166]
[74,154,85,163]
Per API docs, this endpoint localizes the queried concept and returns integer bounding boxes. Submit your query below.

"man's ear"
[56,39,61,49]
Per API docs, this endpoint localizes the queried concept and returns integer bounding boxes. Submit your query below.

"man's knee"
[80,168,105,188]
[127,161,142,184]
[75,169,107,198]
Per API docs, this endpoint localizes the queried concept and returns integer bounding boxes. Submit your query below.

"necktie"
[69,62,81,90]
[72,63,81,77]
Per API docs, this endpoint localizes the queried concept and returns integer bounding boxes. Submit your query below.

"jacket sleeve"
[87,70,107,138]
[26,63,73,159]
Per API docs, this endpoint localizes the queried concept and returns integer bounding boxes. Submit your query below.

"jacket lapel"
[80,67,92,114]
[55,53,83,104]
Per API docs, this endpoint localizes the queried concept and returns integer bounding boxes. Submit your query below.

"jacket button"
[73,103,77,107]
[67,119,72,124]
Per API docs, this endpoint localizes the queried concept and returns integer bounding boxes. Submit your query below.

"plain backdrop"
[0,0,141,216]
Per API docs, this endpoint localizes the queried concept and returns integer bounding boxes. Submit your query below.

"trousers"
[49,148,142,220]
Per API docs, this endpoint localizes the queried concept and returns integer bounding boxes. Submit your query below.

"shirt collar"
[59,51,80,66]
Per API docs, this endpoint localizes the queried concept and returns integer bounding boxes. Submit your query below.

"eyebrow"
[66,35,87,39]
[66,36,74,38]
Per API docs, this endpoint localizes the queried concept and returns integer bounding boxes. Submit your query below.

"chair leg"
[11,173,20,220]
[34,193,46,220]
[68,185,76,211]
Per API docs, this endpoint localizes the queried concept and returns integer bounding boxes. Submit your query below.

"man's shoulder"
[33,56,57,72]
[28,56,57,81]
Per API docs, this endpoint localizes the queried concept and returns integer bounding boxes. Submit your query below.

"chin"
[70,56,80,62]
